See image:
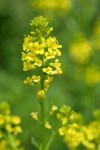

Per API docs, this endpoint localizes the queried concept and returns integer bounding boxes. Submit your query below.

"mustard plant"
[22,15,100,150]
[22,16,62,150]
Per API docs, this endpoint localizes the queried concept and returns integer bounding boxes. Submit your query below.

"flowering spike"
[22,16,62,97]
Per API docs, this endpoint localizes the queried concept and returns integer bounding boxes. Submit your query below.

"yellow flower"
[24,77,34,86]
[71,123,79,129]
[55,67,62,74]
[59,127,66,136]
[50,59,62,74]
[43,66,62,75]
[35,43,45,55]
[23,62,35,71]
[50,59,61,68]
[45,121,52,129]
[37,90,45,100]
[11,116,21,125]
[22,52,35,62]
[13,126,22,135]
[49,105,58,115]
[45,51,56,60]
[44,76,53,91]
[70,39,92,64]
[32,75,41,82]
[47,37,62,50]
[23,35,33,51]
[55,49,61,56]
[5,124,13,133]
[31,112,39,120]
[62,117,68,125]
[82,140,95,150]
[5,116,11,123]
[57,113,68,125]
[34,58,42,66]
[42,67,53,75]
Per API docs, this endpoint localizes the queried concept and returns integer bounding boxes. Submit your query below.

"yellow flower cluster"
[57,105,82,125]
[0,102,23,150]
[57,107,100,150]
[22,16,62,97]
[63,120,100,150]
[85,66,100,85]
[69,39,92,64]
[32,0,72,16]
[0,104,22,135]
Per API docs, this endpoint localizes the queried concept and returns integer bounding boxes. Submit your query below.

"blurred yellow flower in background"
[0,102,23,150]
[85,66,100,85]
[45,121,52,129]
[69,39,92,64]
[32,0,72,16]
[63,120,100,150]
[31,112,39,120]
[11,116,21,125]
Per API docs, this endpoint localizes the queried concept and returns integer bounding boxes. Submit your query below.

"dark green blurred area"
[0,0,100,149]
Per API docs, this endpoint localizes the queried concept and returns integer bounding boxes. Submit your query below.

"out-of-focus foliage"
[0,0,100,149]
[0,102,23,150]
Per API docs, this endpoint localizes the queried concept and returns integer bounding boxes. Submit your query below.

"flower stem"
[40,99,45,150]
[7,133,18,150]
[45,131,56,150]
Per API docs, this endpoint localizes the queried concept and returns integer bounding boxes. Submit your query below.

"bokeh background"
[0,0,100,149]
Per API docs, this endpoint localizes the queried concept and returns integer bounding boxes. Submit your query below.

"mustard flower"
[11,116,21,125]
[49,105,58,115]
[44,76,53,91]
[45,121,52,129]
[37,90,45,101]
[59,126,66,136]
[31,112,39,120]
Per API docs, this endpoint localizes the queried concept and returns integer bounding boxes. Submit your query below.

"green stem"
[7,133,18,150]
[45,131,56,150]
[40,99,45,150]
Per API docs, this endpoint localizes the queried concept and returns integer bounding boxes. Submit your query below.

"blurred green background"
[0,0,100,149]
